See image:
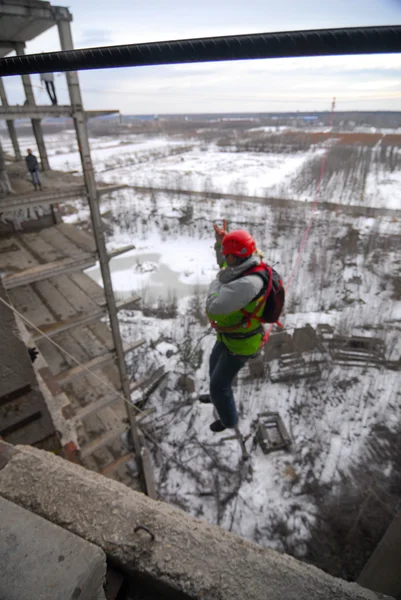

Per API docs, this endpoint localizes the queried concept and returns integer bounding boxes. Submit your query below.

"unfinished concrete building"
[1,6,400,599]
[0,0,158,494]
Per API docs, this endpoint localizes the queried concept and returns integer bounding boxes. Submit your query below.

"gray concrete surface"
[0,441,394,600]
[0,280,34,402]
[0,495,106,600]
[358,509,401,598]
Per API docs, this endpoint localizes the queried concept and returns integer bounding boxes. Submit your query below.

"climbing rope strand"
[286,97,336,290]
[0,294,145,416]
[261,97,336,351]
[254,99,337,417]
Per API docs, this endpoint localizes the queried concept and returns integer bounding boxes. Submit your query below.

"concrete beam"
[0,2,71,21]
[0,106,119,120]
[0,442,391,600]
[0,495,106,600]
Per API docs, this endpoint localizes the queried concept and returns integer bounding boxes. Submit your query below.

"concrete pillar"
[15,43,50,171]
[0,78,22,161]
[357,509,401,598]
[57,19,147,493]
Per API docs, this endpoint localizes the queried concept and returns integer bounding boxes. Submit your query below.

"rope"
[1,26,400,76]
[261,97,336,345]
[0,294,145,416]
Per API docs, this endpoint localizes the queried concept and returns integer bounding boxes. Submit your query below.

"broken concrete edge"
[0,442,394,600]
[0,495,107,600]
[14,314,79,450]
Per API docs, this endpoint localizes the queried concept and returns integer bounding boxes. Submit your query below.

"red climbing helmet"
[222,230,256,258]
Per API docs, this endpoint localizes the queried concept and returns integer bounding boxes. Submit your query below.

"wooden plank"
[0,238,37,272]
[55,339,146,385]
[17,231,65,263]
[2,256,96,289]
[50,274,99,314]
[80,423,127,458]
[55,352,114,385]
[141,446,157,499]
[101,453,132,478]
[69,325,109,358]
[73,395,121,421]
[32,296,141,340]
[32,306,104,339]
[97,184,128,197]
[108,245,136,260]
[33,279,77,321]
[56,223,96,254]
[69,273,105,306]
[7,284,54,326]
[35,337,70,374]
[40,227,88,259]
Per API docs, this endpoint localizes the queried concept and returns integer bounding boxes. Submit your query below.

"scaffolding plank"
[80,423,127,458]
[55,339,145,385]
[33,279,77,321]
[56,223,96,254]
[0,187,88,212]
[32,296,141,339]
[73,395,121,421]
[101,453,133,478]
[50,274,99,314]
[7,284,54,326]
[17,231,66,263]
[108,245,136,260]
[40,227,86,259]
[69,272,106,306]
[69,325,108,358]
[0,238,38,272]
[55,352,116,385]
[2,256,96,289]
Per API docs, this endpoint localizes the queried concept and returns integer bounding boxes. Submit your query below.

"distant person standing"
[40,72,58,105]
[25,149,42,191]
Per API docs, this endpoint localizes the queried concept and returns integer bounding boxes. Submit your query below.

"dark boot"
[210,419,226,433]
[34,183,37,191]
[199,394,212,404]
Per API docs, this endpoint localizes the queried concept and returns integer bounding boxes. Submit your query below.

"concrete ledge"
[0,495,106,600]
[0,442,392,600]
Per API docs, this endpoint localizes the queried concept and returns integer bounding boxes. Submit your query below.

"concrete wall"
[0,441,394,600]
[0,281,56,446]
[0,495,106,600]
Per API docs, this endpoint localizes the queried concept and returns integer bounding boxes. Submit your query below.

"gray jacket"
[206,253,264,316]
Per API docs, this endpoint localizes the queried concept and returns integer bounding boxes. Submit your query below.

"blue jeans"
[30,169,41,186]
[209,341,248,428]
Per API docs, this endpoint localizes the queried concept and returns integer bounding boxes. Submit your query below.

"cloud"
[77,28,115,48]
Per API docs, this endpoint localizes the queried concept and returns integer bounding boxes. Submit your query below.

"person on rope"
[201,221,284,433]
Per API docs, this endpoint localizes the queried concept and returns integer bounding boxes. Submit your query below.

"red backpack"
[241,262,285,326]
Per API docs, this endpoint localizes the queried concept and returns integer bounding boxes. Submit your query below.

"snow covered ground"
[4,127,401,567]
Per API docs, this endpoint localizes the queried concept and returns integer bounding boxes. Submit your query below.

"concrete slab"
[0,280,34,403]
[0,495,106,600]
[0,443,393,600]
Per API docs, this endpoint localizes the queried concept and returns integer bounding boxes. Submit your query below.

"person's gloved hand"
[28,347,39,363]
[213,219,227,244]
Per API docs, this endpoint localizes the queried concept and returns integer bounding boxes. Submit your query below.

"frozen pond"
[86,251,209,303]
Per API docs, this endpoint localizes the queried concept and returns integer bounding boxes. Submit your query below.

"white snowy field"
[6,127,401,210]
[101,184,400,560]
[4,126,401,565]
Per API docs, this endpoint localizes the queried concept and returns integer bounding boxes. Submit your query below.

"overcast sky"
[4,0,401,114]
